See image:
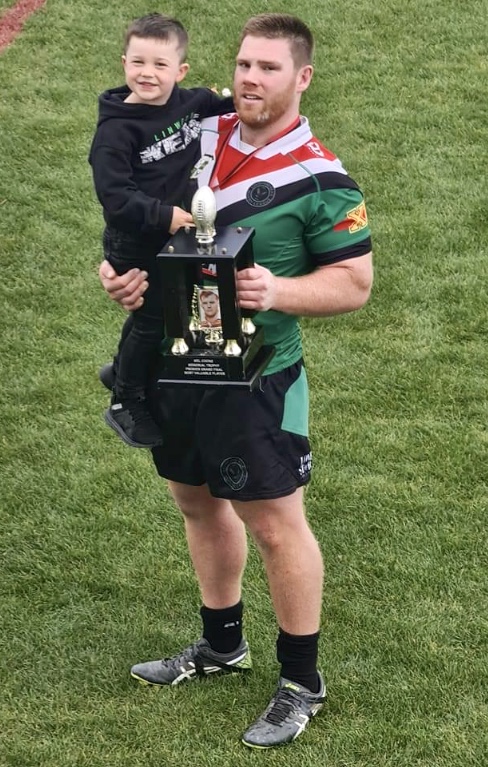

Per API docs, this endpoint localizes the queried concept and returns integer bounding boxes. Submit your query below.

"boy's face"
[122,35,189,106]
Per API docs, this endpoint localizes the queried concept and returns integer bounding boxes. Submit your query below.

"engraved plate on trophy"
[156,186,275,389]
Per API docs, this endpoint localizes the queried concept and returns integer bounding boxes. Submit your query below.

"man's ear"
[297,64,313,93]
[176,62,190,83]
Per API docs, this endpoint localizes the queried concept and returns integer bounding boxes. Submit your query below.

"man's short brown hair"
[240,13,314,68]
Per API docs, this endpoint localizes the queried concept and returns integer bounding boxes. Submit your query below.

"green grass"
[1,0,487,765]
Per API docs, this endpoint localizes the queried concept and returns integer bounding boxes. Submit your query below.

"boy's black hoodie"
[89,85,233,239]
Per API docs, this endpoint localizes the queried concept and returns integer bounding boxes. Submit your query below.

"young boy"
[89,13,233,448]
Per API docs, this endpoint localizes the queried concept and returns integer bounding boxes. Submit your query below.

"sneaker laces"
[264,688,302,725]
[161,643,200,669]
[118,398,160,429]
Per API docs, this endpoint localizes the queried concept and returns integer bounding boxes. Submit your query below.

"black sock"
[200,601,243,654]
[276,627,321,693]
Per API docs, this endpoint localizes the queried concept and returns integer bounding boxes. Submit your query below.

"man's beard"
[235,84,295,130]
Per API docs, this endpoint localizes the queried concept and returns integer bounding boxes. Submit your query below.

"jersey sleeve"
[305,183,372,266]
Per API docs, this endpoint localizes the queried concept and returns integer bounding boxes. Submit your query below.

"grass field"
[1,1,487,765]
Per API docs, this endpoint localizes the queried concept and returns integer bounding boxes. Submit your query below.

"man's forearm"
[272,253,373,317]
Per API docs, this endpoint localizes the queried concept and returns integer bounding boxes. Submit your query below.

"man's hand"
[236,263,277,312]
[98,260,148,311]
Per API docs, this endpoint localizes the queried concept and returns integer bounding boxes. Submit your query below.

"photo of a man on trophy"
[198,288,221,328]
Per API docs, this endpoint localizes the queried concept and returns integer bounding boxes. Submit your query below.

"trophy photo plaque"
[156,186,275,389]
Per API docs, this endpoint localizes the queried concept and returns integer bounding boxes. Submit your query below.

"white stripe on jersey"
[210,160,345,213]
[197,115,348,212]
[199,114,316,162]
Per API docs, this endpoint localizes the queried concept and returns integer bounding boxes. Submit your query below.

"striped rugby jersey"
[193,113,371,374]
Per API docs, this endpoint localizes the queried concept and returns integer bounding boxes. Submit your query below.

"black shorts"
[149,360,312,501]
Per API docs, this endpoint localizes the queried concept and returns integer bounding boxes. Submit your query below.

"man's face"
[233,36,306,131]
[201,293,219,318]
[122,36,188,106]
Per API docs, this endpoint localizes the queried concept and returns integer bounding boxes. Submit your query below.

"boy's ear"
[121,54,126,67]
[176,62,190,83]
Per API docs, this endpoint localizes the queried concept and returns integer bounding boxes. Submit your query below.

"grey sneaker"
[130,638,252,686]
[242,673,326,748]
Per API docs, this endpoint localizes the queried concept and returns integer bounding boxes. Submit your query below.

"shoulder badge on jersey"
[306,140,336,161]
[346,201,368,233]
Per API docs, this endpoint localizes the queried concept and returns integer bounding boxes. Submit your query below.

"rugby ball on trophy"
[191,186,217,245]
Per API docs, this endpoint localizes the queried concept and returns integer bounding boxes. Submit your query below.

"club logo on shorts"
[220,457,248,491]
[298,452,312,480]
[246,181,276,208]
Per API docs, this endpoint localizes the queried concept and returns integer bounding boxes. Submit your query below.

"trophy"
[157,186,275,388]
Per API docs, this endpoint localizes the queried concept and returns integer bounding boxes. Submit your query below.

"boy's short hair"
[240,13,314,68]
[124,13,189,61]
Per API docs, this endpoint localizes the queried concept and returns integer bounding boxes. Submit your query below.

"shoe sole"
[130,671,166,686]
[104,409,163,449]
[241,700,324,749]
[131,662,251,687]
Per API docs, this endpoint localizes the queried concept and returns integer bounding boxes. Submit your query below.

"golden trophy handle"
[171,338,189,355]
[224,339,242,357]
[241,318,256,336]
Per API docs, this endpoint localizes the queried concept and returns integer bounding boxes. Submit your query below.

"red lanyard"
[209,117,301,190]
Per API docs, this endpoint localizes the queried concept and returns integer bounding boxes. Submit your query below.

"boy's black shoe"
[105,398,163,448]
[242,674,326,749]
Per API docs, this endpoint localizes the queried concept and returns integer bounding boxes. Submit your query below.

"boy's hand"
[170,206,195,234]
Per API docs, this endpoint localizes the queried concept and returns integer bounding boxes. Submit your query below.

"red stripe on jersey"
[216,144,295,187]
[293,142,337,163]
[212,114,338,188]
[333,219,351,232]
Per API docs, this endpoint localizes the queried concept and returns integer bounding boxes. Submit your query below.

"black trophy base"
[157,341,275,390]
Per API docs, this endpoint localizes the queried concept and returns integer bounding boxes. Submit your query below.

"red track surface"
[0,0,46,51]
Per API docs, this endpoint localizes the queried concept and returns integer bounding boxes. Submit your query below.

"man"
[99,13,373,749]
